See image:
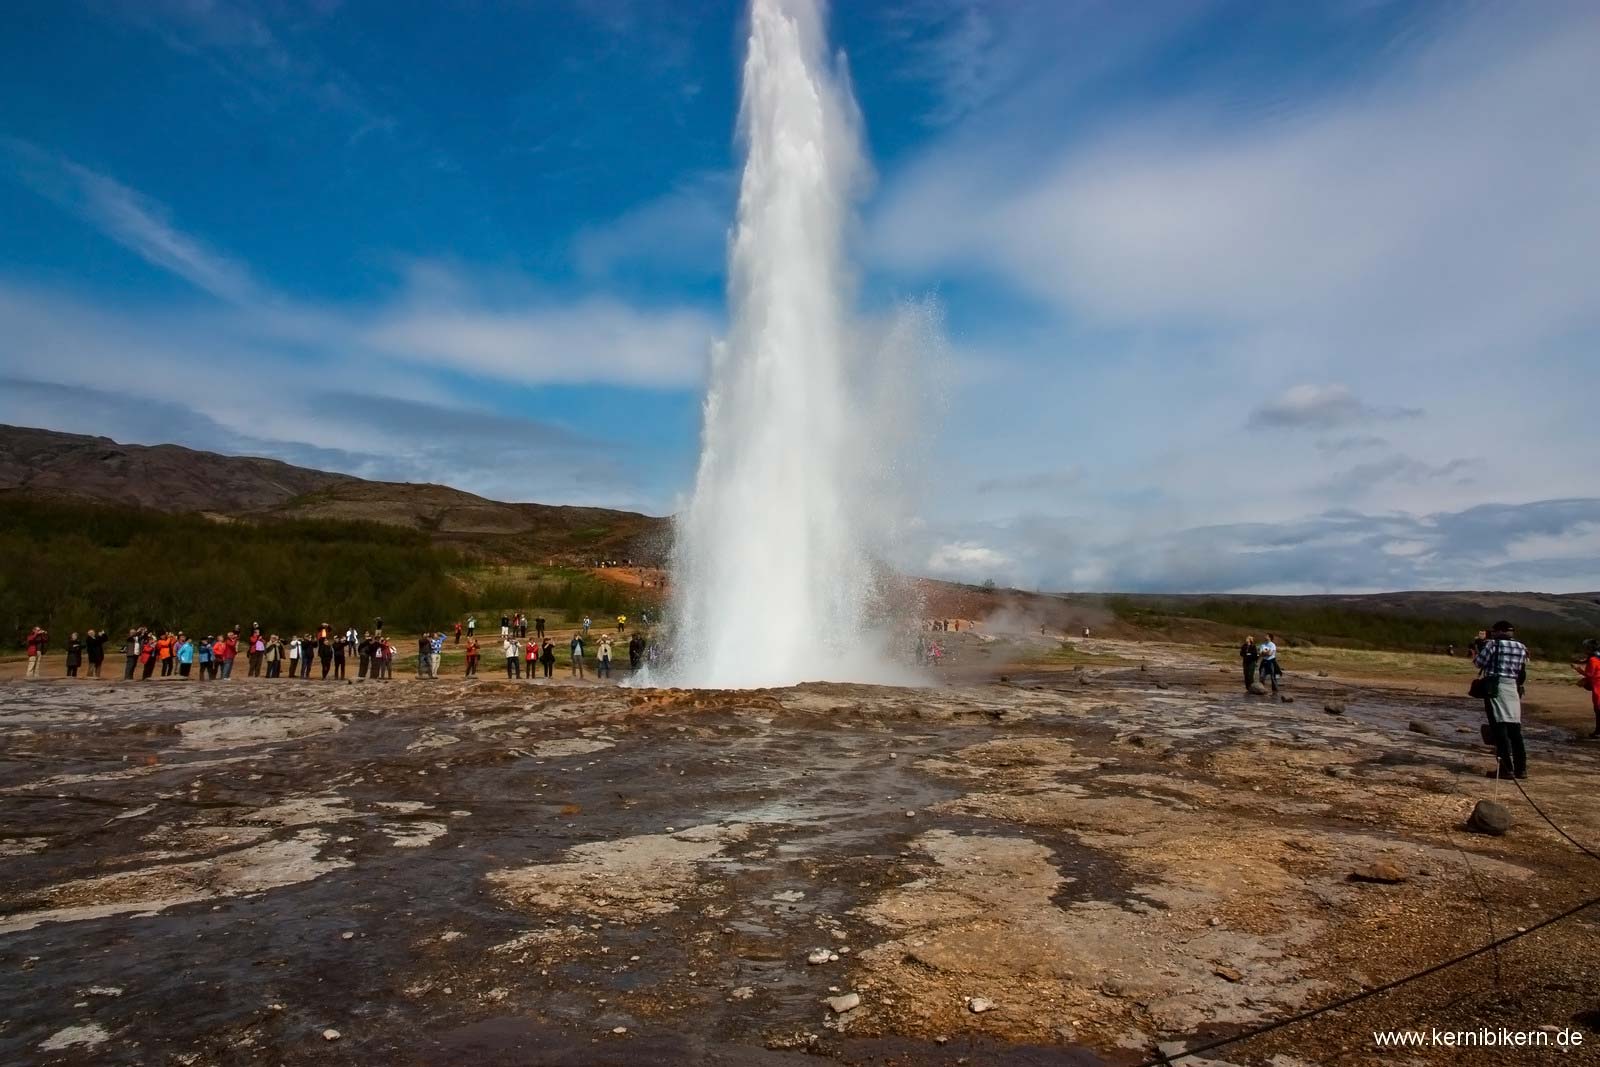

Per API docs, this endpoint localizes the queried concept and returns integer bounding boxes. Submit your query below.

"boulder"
[825,993,860,1014]
[1324,702,1346,715]
[1467,799,1513,836]
[1248,683,1269,695]
[1408,721,1439,737]
[1279,694,1295,704]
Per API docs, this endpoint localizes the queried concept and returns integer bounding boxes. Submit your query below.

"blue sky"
[2,0,1598,592]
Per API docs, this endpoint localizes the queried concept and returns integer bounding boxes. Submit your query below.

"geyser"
[668,0,903,688]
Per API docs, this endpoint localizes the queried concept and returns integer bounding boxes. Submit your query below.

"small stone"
[1324,702,1346,715]
[1208,917,1222,927]
[967,996,996,1014]
[1278,694,1294,704]
[1213,965,1243,982]
[630,955,641,961]
[1407,721,1438,737]
[825,993,860,1013]
[341,931,355,940]
[905,810,916,818]
[1468,799,1513,836]
[808,948,833,965]
[322,1029,341,1041]
[1350,861,1407,884]
[612,1026,627,1035]
[730,986,754,1000]
[1248,683,1268,695]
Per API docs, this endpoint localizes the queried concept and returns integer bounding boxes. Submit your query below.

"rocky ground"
[4,643,1600,1065]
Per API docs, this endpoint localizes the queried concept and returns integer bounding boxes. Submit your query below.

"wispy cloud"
[1249,384,1420,429]
[3,140,260,303]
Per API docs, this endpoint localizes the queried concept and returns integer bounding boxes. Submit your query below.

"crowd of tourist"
[17,615,658,683]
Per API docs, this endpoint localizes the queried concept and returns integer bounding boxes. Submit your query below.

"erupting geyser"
[668,0,903,688]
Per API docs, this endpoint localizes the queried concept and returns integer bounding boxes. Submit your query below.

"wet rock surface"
[4,662,1600,1065]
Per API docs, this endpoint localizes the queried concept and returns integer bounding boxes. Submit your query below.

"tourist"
[629,633,643,671]
[616,614,627,634]
[582,616,591,636]
[598,635,613,678]
[430,632,444,678]
[85,629,106,677]
[1574,640,1600,739]
[540,637,555,678]
[224,632,240,679]
[299,635,313,679]
[464,637,479,677]
[287,635,301,676]
[467,614,476,638]
[500,613,510,639]
[519,612,528,639]
[417,634,431,678]
[332,636,346,680]
[141,635,158,680]
[1239,636,1259,692]
[24,627,46,679]
[1258,633,1283,694]
[65,632,82,677]
[454,621,463,645]
[247,630,264,676]
[570,632,586,677]
[176,634,194,678]
[374,615,384,637]
[265,635,282,678]
[535,616,545,639]
[1476,620,1530,779]
[123,629,140,680]
[505,634,520,678]
[213,635,230,679]
[158,632,175,677]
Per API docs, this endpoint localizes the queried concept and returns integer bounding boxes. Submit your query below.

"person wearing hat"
[1574,639,1600,739]
[1475,620,1530,778]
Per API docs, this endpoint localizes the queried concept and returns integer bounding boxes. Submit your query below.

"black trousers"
[1242,659,1257,690]
[1491,721,1526,777]
[125,655,138,679]
[542,659,553,678]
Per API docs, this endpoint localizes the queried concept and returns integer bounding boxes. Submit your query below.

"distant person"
[85,629,106,678]
[297,635,311,679]
[224,632,239,679]
[598,636,613,678]
[158,632,175,677]
[431,632,445,678]
[288,636,301,676]
[418,634,432,678]
[504,635,520,678]
[501,614,511,639]
[123,630,141,680]
[540,637,555,678]
[629,633,644,671]
[198,636,214,680]
[464,637,479,677]
[265,635,282,678]
[1239,636,1259,692]
[535,616,546,639]
[1575,640,1600,739]
[1083,627,1091,639]
[1258,633,1282,694]
[570,633,586,677]
[582,616,592,636]
[141,636,158,680]
[1476,620,1529,779]
[617,614,627,634]
[454,621,463,645]
[317,636,332,680]
[525,636,538,677]
[332,637,346,680]
[65,632,82,678]
[374,615,384,636]
[519,613,528,639]
[467,615,477,638]
[24,627,46,679]
[176,634,194,678]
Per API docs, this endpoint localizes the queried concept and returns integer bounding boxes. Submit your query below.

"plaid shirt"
[1475,637,1528,679]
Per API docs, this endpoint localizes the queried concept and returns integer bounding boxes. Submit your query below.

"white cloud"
[1249,384,1418,429]
[3,142,259,303]
[927,539,1012,579]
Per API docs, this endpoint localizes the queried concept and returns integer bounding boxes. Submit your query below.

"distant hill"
[0,424,669,564]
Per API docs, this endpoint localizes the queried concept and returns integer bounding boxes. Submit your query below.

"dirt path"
[4,664,1600,1065]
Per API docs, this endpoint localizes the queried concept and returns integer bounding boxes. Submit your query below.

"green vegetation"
[1109,596,1590,662]
[0,498,659,647]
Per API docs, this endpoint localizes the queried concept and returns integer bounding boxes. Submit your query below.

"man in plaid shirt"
[1475,620,1529,779]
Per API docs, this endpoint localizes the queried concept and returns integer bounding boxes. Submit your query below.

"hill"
[0,424,669,564]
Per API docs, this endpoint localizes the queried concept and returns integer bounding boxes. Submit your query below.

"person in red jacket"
[1576,640,1600,738]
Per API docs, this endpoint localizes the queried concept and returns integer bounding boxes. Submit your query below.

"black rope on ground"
[1137,890,1600,1067]
[1510,775,1600,864]
[1138,766,1600,1067]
